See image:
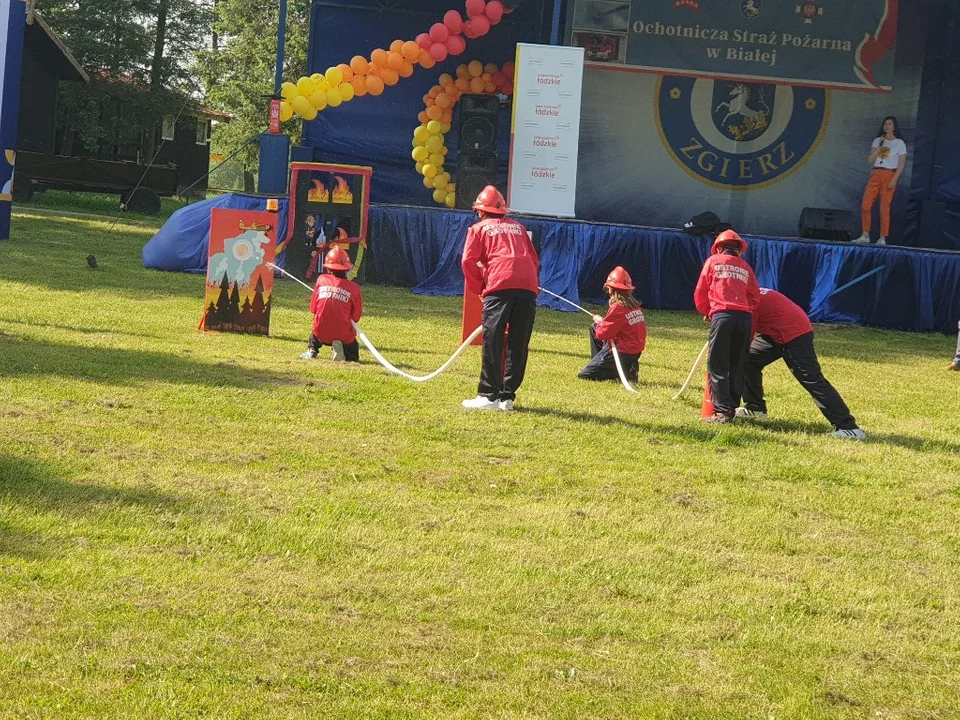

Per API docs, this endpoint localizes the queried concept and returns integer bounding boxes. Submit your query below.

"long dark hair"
[877,115,903,139]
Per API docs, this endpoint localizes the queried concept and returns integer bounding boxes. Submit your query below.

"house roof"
[30,12,89,83]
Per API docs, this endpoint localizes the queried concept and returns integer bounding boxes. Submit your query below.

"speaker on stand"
[798,207,853,242]
[455,94,500,210]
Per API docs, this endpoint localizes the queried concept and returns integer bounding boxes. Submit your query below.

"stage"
[143,194,960,334]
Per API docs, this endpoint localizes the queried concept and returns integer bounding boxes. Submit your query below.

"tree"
[195,0,309,172]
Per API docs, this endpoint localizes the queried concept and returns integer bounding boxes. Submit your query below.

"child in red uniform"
[693,229,761,423]
[300,246,363,362]
[737,288,865,439]
[461,185,540,411]
[578,266,646,382]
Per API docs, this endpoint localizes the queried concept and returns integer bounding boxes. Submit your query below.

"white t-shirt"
[872,137,907,170]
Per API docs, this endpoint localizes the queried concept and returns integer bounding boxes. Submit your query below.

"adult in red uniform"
[579,266,646,382]
[693,230,761,422]
[461,186,539,411]
[738,288,866,439]
[300,246,363,362]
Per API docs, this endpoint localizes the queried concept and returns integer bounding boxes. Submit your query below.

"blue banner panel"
[569,0,898,92]
[0,0,27,240]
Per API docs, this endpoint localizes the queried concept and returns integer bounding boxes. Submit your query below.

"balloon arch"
[278,0,513,209]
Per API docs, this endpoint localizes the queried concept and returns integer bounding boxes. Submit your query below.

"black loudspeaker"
[455,94,500,210]
[918,200,946,249]
[458,94,499,153]
[798,207,853,242]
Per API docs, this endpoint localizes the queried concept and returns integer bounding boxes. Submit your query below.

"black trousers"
[741,331,857,430]
[708,311,753,416]
[578,324,640,381]
[478,293,537,401]
[308,334,360,362]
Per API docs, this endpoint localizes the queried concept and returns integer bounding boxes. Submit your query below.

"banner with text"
[569,0,897,92]
[508,43,584,217]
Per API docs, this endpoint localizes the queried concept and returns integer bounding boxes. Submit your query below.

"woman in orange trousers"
[855,115,906,246]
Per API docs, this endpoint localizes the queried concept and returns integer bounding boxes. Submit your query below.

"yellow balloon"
[439,172,451,187]
[326,88,343,107]
[296,76,315,96]
[440,146,449,156]
[440,122,451,134]
[428,152,444,167]
[433,175,448,191]
[291,94,315,119]
[422,163,438,179]
[445,193,456,208]
[339,82,355,102]
[433,188,446,203]
[426,120,443,135]
[309,89,328,110]
[425,135,442,151]
[415,161,425,174]
[280,82,298,101]
[423,175,435,189]
[412,146,429,162]
[279,100,294,122]
[414,126,430,143]
[325,67,344,86]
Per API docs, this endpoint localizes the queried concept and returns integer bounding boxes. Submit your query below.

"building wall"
[17,25,61,154]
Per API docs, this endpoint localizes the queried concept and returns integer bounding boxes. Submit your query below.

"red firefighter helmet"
[472,185,508,215]
[712,229,748,256]
[322,246,353,271]
[604,266,634,291]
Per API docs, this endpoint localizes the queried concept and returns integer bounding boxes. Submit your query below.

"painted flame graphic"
[332,176,353,204]
[308,179,329,203]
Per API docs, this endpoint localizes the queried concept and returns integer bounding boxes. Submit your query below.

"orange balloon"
[456,64,470,79]
[469,77,484,93]
[351,76,367,97]
[371,48,389,68]
[484,63,499,75]
[418,110,430,123]
[468,60,483,77]
[366,64,380,77]
[402,41,421,61]
[425,96,435,107]
[440,109,453,124]
[435,93,451,109]
[390,39,404,54]
[399,60,415,78]
[427,105,443,120]
[366,74,385,95]
[455,77,470,92]
[418,49,436,68]
[445,84,460,98]
[439,73,454,87]
[422,93,431,104]
[387,52,403,70]
[350,55,369,75]
[484,81,496,93]
[381,68,399,86]
[481,72,492,82]
[337,63,354,82]
[430,85,443,98]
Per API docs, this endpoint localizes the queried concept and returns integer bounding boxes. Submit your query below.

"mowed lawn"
[1,211,959,719]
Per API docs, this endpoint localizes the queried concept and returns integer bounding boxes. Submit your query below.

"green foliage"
[2,211,960,717]
[196,0,310,170]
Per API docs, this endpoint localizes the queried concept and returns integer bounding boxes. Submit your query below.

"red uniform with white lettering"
[461,216,540,297]
[594,303,647,354]
[753,289,813,345]
[694,254,761,317]
[310,273,362,345]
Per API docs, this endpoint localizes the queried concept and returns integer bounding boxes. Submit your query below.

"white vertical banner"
[507,43,584,218]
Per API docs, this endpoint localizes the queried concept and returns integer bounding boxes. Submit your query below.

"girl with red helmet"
[693,229,761,423]
[300,246,363,362]
[578,266,646,382]
[461,185,539,411]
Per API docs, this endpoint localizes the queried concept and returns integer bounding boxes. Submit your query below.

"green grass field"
[1,210,959,719]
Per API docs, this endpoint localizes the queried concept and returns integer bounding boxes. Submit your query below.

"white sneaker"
[462,396,498,410]
[876,237,887,245]
[497,399,514,412]
[331,341,345,361]
[299,350,317,360]
[831,427,866,440]
[853,233,870,244]
[735,407,768,419]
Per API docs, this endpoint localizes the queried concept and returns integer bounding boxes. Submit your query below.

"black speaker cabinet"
[455,153,498,210]
[458,94,499,153]
[798,207,852,242]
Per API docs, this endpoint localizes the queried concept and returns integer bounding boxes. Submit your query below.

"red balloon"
[462,19,478,39]
[443,9,463,34]
[416,33,432,50]
[429,22,450,43]
[501,61,515,77]
[485,0,504,24]
[465,0,486,18]
[470,14,491,36]
[429,42,449,62]
[445,34,467,56]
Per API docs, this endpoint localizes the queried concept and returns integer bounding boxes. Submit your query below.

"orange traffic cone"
[700,371,715,418]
